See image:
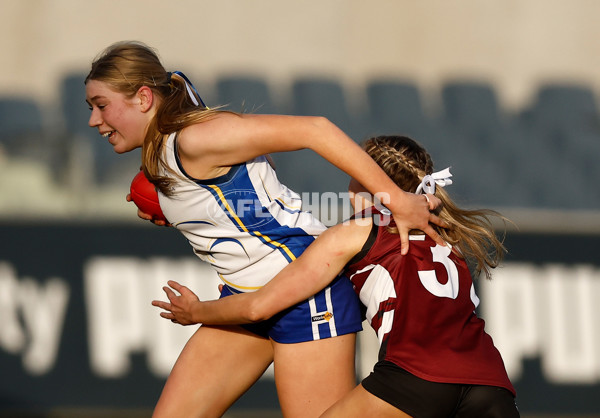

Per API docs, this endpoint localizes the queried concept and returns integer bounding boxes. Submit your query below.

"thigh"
[272,333,357,418]
[152,325,273,418]
[455,385,520,418]
[321,384,410,418]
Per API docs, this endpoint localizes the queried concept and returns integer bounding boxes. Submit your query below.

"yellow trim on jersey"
[208,184,297,262]
[251,230,297,260]
[259,175,274,202]
[208,185,249,232]
[260,174,301,211]
[275,197,302,210]
[219,274,263,291]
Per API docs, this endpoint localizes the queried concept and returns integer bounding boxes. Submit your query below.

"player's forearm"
[191,293,258,325]
[193,266,338,325]
[192,281,311,325]
[192,224,366,326]
[306,121,408,210]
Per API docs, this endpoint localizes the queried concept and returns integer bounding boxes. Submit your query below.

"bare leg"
[153,325,273,418]
[272,333,356,418]
[320,383,411,418]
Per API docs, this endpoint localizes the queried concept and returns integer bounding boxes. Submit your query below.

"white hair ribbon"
[172,71,208,108]
[415,167,453,194]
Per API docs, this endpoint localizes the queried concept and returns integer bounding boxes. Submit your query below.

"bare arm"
[152,218,372,325]
[178,113,447,254]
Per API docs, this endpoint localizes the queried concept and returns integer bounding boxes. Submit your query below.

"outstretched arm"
[178,113,447,254]
[152,218,372,325]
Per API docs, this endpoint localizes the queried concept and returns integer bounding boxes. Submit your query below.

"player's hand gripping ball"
[130,170,168,222]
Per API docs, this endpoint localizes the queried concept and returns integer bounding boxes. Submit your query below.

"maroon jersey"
[346,208,515,395]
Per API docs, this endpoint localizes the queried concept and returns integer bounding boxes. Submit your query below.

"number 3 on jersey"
[418,244,480,307]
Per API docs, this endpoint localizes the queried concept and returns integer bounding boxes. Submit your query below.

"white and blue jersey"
[159,133,325,292]
[158,132,362,343]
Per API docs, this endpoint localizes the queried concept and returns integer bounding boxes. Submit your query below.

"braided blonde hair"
[363,135,507,280]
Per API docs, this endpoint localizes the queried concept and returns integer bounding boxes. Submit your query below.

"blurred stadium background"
[1,1,599,417]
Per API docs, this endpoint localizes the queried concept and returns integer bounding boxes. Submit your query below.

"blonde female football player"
[85,41,446,418]
[154,136,519,417]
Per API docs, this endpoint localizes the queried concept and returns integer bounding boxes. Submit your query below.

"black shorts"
[361,361,520,418]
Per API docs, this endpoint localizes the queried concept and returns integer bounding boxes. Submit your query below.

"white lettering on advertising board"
[0,262,69,375]
[2,259,599,385]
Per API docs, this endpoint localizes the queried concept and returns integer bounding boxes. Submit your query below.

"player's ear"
[138,86,154,112]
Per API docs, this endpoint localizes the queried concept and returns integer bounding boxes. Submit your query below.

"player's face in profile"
[86,80,148,154]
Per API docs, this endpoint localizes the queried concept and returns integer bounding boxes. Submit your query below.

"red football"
[130,170,167,222]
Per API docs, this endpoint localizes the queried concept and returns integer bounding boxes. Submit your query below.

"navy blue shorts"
[219,274,363,343]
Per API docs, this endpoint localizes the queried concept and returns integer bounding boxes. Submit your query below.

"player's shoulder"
[330,216,373,239]
[177,113,232,150]
[321,216,374,256]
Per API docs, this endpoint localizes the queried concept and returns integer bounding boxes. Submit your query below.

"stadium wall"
[1,0,600,112]
[0,222,599,416]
